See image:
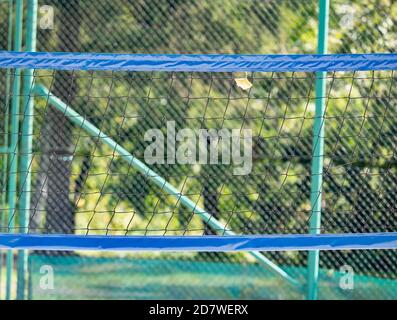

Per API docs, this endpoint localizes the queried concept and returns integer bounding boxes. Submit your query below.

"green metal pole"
[6,0,23,300]
[0,0,14,300]
[33,84,302,290]
[1,0,14,206]
[17,0,38,300]
[1,0,14,201]
[307,0,329,300]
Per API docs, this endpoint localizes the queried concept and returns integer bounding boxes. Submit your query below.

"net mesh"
[3,68,396,237]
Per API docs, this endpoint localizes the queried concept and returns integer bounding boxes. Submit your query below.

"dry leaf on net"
[234,77,252,90]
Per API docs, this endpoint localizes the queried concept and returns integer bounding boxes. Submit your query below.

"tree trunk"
[31,1,82,234]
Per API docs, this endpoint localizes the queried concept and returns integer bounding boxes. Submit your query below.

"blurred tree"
[31,0,82,234]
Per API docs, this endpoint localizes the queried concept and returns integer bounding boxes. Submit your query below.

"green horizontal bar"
[33,83,302,290]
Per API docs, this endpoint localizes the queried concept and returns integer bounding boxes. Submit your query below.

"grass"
[27,254,397,300]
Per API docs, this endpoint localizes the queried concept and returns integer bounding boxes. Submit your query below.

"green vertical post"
[307,0,329,300]
[6,0,23,301]
[1,0,14,212]
[17,0,38,300]
[0,0,14,301]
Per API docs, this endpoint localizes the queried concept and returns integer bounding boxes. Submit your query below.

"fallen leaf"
[235,77,252,90]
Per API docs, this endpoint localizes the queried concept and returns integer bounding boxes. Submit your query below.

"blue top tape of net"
[1,51,397,72]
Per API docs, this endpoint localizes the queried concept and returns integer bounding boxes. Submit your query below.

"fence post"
[0,0,14,300]
[307,0,329,300]
[5,0,23,300]
[17,0,38,300]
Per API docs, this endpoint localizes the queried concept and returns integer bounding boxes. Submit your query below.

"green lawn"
[27,254,397,300]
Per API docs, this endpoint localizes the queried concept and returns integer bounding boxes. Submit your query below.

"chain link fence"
[1,0,397,299]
